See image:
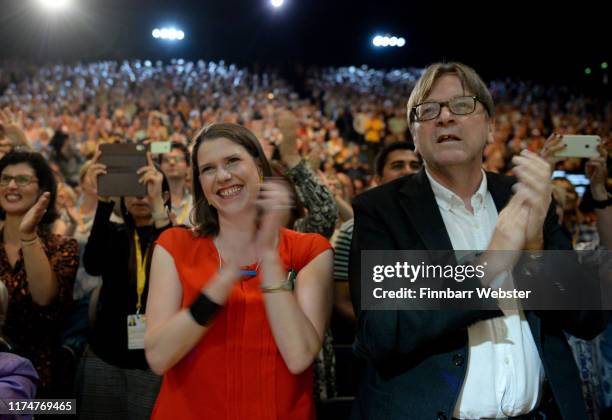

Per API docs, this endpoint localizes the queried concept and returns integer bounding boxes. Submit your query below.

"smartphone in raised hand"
[554,135,601,159]
[150,141,171,155]
[98,143,147,197]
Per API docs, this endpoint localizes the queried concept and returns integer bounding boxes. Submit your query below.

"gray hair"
[407,62,494,124]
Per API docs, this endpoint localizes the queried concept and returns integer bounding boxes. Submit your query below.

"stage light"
[152,27,185,41]
[271,0,284,8]
[602,62,608,70]
[585,67,592,75]
[37,0,71,10]
[372,34,405,48]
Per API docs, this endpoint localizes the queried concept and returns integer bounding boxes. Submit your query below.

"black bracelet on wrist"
[593,195,612,209]
[189,293,222,326]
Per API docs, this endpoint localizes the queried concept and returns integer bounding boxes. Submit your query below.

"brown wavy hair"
[190,123,273,237]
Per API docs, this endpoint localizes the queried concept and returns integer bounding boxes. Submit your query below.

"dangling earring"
[260,173,264,183]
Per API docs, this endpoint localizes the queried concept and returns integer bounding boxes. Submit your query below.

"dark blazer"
[348,169,606,420]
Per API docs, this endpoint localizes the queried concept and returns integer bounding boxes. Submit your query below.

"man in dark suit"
[349,62,606,420]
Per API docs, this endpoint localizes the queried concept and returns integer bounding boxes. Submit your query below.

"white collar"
[425,168,488,212]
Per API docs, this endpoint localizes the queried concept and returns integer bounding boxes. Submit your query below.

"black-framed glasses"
[0,174,39,187]
[411,96,481,122]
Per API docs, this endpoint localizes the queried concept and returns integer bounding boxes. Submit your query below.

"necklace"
[213,238,260,277]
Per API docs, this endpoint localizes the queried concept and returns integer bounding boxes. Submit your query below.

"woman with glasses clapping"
[0,150,79,398]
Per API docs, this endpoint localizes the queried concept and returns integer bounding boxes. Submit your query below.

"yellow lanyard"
[176,201,189,225]
[134,230,148,314]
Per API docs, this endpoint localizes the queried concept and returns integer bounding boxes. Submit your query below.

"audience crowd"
[0,59,610,419]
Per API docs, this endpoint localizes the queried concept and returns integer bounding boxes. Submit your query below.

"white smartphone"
[555,135,600,159]
[150,141,171,155]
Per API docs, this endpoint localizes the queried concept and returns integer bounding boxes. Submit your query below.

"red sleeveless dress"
[151,227,332,420]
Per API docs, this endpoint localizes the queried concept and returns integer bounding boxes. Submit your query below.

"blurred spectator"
[159,142,193,227]
[333,141,421,327]
[1,281,39,413]
[0,108,31,159]
[49,130,83,187]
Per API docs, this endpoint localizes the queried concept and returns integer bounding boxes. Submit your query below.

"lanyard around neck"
[176,200,190,225]
[134,230,149,314]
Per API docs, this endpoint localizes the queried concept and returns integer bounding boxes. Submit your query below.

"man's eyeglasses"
[161,156,186,164]
[411,96,481,122]
[0,174,39,187]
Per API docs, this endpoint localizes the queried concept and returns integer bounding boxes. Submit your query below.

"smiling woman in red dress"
[144,123,333,419]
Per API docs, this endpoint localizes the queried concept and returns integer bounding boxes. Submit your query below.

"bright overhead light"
[271,0,284,8]
[372,34,406,48]
[37,0,71,10]
[152,27,185,41]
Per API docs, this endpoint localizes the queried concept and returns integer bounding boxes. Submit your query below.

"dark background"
[0,0,609,85]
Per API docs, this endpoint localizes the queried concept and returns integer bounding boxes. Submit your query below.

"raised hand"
[137,152,165,209]
[0,108,29,149]
[512,149,553,248]
[19,192,51,237]
[539,133,566,169]
[85,149,109,201]
[489,188,531,251]
[254,179,294,251]
[277,111,300,167]
[586,142,609,200]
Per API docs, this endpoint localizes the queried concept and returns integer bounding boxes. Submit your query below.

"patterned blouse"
[0,229,78,389]
[286,160,338,239]
[285,160,339,400]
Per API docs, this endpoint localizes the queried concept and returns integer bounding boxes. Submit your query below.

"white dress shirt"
[425,169,544,419]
